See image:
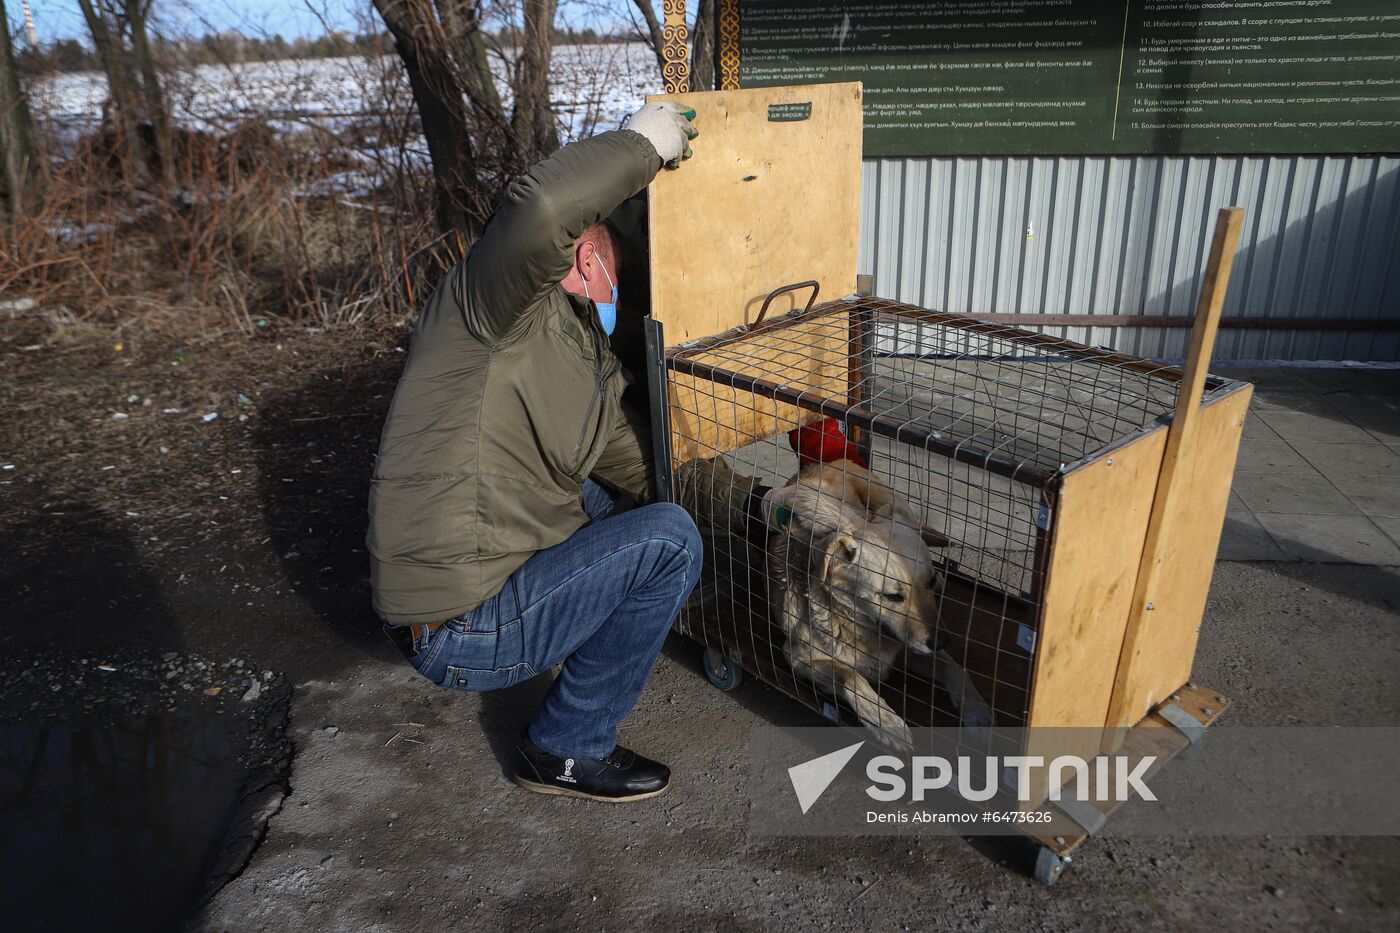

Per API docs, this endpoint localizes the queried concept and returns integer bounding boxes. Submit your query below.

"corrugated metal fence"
[858,156,1400,362]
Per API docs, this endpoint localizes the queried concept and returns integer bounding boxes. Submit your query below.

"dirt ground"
[2,321,1397,931]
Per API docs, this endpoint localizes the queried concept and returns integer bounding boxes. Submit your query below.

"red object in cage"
[789,417,866,469]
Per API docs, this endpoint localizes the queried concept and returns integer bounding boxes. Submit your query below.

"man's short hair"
[579,222,619,267]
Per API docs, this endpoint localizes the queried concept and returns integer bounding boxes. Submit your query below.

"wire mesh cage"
[660,290,1238,753]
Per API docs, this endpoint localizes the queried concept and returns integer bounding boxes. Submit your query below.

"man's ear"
[818,531,859,584]
[576,240,597,279]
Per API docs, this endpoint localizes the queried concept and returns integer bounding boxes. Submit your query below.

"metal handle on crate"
[755,281,821,324]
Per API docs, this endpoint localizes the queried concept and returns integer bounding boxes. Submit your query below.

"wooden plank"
[1106,385,1252,729]
[1105,207,1248,730]
[1022,427,1168,802]
[1028,682,1231,853]
[647,82,863,345]
[1028,428,1167,730]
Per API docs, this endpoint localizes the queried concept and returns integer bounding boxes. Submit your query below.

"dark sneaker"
[513,737,671,802]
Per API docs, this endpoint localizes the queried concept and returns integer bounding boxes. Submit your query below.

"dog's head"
[787,490,948,655]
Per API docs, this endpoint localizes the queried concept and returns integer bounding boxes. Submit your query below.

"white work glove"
[623,101,698,168]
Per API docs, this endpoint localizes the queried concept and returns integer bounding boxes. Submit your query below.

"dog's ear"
[860,478,894,515]
[920,526,953,548]
[818,531,859,584]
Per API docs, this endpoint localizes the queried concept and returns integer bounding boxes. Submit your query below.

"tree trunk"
[628,0,666,81]
[512,0,558,157]
[77,0,145,176]
[126,0,171,183]
[373,0,481,239]
[433,1,500,116]
[0,0,36,216]
[690,0,715,92]
[433,0,514,163]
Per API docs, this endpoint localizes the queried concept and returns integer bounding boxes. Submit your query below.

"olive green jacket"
[367,130,661,624]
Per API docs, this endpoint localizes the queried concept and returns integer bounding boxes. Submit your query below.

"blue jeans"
[393,481,702,759]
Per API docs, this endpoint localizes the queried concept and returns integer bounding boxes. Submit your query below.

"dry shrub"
[1,117,450,345]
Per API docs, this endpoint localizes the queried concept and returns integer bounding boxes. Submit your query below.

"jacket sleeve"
[589,401,654,504]
[457,130,662,344]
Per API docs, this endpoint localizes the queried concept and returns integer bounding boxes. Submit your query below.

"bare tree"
[433,0,514,160]
[511,0,558,155]
[373,0,482,239]
[125,0,172,180]
[626,0,665,81]
[690,0,714,92]
[0,0,36,215]
[77,0,146,174]
[434,1,502,118]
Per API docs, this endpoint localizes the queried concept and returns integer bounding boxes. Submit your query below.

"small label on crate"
[1017,624,1037,654]
[768,102,812,122]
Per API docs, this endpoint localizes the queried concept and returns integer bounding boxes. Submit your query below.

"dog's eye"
[882,592,905,603]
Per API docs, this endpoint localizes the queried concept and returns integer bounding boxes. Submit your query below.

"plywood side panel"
[1029,428,1168,730]
[1106,385,1253,727]
[669,317,848,463]
[647,83,863,345]
[1022,428,1167,805]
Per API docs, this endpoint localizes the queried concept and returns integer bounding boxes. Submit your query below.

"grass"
[1,118,451,348]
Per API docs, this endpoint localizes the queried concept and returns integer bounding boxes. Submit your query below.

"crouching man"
[367,102,702,802]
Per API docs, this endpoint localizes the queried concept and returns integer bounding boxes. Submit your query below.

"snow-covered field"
[32,43,663,148]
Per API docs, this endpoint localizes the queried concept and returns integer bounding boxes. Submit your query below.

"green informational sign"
[736,0,1400,156]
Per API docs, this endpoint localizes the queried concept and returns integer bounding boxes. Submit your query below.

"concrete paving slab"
[1248,389,1342,415]
[1348,411,1400,445]
[1218,513,1288,561]
[1293,442,1400,478]
[1374,517,1400,549]
[1254,410,1376,445]
[1240,411,1279,439]
[1253,513,1400,564]
[1328,474,1400,518]
[1237,437,1318,475]
[1231,471,1359,516]
[1313,385,1397,407]
[1288,368,1387,393]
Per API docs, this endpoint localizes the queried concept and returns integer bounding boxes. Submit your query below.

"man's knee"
[634,502,702,582]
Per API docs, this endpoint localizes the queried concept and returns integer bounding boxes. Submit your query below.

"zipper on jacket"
[569,376,603,475]
[568,315,617,477]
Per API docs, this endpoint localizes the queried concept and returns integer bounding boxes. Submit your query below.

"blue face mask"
[594,260,619,336]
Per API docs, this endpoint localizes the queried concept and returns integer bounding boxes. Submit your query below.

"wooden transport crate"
[641,82,1249,884]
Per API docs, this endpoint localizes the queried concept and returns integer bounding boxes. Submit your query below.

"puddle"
[0,708,250,931]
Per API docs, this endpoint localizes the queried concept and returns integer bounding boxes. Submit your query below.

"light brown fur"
[769,459,993,750]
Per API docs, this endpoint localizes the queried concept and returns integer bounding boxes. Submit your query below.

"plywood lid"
[646,82,864,346]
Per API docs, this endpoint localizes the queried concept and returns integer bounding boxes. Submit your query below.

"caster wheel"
[1033,846,1069,886]
[702,648,743,691]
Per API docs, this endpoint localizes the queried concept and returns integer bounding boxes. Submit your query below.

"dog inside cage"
[665,294,1211,754]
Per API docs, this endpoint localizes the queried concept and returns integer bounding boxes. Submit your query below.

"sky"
[18,1,650,44]
[22,1,366,42]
